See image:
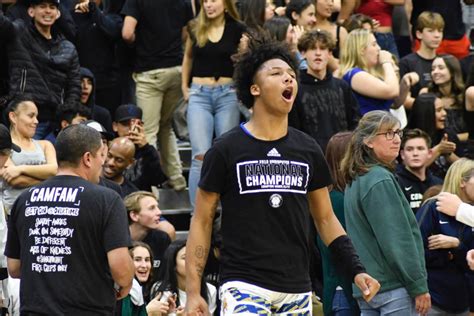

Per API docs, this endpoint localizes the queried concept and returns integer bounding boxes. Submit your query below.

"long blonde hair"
[441,158,474,200]
[338,28,380,78]
[191,0,240,47]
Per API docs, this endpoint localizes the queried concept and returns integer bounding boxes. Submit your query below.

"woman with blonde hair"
[342,110,431,315]
[338,29,399,115]
[416,158,474,315]
[182,0,246,206]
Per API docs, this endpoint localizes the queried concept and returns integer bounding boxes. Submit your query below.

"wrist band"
[328,235,366,282]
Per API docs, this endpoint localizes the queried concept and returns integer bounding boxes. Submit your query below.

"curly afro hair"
[233,35,299,109]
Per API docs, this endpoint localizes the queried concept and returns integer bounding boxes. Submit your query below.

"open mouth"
[282,87,293,101]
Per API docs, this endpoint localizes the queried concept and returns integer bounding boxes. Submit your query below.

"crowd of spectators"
[1,0,474,314]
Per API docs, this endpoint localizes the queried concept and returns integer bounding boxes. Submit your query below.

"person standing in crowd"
[79,67,113,133]
[396,129,443,214]
[399,11,444,110]
[286,0,316,31]
[341,110,431,315]
[185,38,380,315]
[0,125,20,316]
[354,0,402,57]
[113,104,167,192]
[338,29,399,115]
[0,0,81,139]
[1,96,58,215]
[314,0,347,70]
[416,158,474,315]
[411,0,472,59]
[121,0,192,191]
[407,93,461,177]
[5,124,135,315]
[317,132,361,316]
[420,55,468,142]
[182,0,245,206]
[73,0,124,113]
[289,29,359,152]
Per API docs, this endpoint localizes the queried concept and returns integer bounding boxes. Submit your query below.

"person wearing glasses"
[342,111,431,315]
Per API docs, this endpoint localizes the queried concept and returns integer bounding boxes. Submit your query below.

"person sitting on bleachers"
[113,104,167,192]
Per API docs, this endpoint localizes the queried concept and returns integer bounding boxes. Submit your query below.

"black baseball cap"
[30,0,60,6]
[0,125,20,153]
[82,120,114,141]
[115,104,143,123]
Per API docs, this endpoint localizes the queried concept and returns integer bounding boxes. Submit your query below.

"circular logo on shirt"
[269,194,283,208]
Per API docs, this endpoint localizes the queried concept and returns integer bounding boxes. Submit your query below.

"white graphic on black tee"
[236,159,309,194]
[269,194,283,208]
[267,148,281,157]
[25,186,81,274]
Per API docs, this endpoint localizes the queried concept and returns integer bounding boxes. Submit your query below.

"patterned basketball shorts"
[220,281,312,316]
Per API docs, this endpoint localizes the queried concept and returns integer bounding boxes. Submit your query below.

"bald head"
[102,137,135,182]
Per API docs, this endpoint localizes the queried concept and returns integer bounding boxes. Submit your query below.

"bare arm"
[307,187,345,245]
[337,0,358,24]
[7,258,21,278]
[122,16,137,44]
[351,68,399,100]
[108,247,134,299]
[182,37,194,102]
[185,188,218,315]
[466,86,474,112]
[383,0,405,5]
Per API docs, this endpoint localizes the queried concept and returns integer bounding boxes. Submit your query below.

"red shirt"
[356,0,393,27]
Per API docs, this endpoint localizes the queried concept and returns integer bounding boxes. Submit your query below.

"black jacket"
[289,71,360,151]
[80,67,113,132]
[0,12,80,122]
[73,2,123,90]
[124,144,168,191]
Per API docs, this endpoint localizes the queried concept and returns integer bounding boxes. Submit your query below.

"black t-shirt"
[191,16,246,79]
[399,53,434,98]
[5,175,131,315]
[143,229,171,274]
[411,0,465,40]
[199,126,332,293]
[120,177,139,198]
[121,0,193,72]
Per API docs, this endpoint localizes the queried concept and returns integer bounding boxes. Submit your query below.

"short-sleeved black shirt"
[399,53,434,99]
[121,0,192,72]
[199,126,332,293]
[5,175,131,315]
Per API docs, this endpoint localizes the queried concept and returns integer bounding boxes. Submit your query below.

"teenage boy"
[289,29,359,152]
[396,128,443,214]
[399,11,444,110]
[0,0,81,139]
[44,103,91,144]
[185,38,380,315]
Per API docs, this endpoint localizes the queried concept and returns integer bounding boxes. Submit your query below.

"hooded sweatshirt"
[80,67,113,132]
[395,164,443,214]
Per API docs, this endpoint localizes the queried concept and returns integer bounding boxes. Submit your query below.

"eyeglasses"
[375,129,403,140]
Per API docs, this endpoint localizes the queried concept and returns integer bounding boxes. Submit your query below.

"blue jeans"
[375,32,399,59]
[187,83,240,206]
[332,290,355,316]
[357,287,416,316]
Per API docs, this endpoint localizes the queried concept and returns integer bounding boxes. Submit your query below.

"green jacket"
[344,166,428,298]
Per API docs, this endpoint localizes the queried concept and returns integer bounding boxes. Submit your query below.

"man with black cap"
[113,104,167,192]
[0,0,81,139]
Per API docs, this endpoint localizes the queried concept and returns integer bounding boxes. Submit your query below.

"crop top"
[356,0,393,27]
[191,16,246,80]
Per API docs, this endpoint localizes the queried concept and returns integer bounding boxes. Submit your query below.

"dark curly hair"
[233,36,299,109]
